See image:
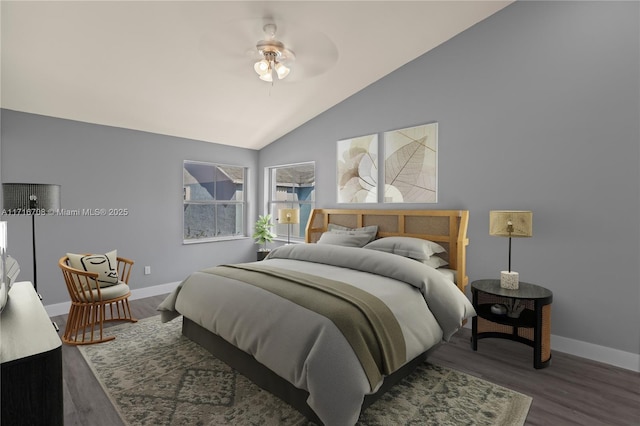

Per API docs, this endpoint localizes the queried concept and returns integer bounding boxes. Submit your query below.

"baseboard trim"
[47,282,639,372]
[551,334,640,372]
[129,281,181,301]
[44,281,181,317]
[460,318,640,372]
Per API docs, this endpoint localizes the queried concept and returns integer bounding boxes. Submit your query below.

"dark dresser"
[1,281,63,425]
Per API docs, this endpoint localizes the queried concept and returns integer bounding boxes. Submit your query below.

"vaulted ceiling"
[1,1,512,150]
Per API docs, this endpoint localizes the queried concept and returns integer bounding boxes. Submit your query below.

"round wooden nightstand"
[471,279,553,369]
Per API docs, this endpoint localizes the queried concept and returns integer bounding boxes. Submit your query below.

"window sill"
[183,236,251,245]
[273,237,304,244]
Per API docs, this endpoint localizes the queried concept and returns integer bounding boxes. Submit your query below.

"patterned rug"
[79,316,532,426]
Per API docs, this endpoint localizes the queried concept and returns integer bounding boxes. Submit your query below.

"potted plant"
[252,214,276,260]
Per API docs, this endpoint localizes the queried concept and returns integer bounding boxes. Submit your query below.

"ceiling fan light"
[254,59,270,76]
[253,26,293,83]
[274,62,290,79]
[259,72,273,82]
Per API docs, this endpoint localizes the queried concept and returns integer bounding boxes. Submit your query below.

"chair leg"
[63,304,79,343]
[98,303,106,341]
[74,304,88,343]
[82,304,92,342]
[103,298,137,324]
[79,303,91,343]
[77,304,89,342]
[63,295,137,345]
[63,302,116,345]
[123,298,138,323]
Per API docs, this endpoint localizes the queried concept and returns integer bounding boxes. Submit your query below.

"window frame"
[267,161,315,242]
[183,160,247,244]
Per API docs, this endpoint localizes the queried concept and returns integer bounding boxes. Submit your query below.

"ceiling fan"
[253,23,295,82]
[202,16,339,83]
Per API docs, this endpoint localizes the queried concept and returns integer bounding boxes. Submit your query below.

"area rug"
[79,316,532,426]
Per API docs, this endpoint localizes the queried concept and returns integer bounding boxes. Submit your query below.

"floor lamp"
[3,183,61,293]
[278,208,300,245]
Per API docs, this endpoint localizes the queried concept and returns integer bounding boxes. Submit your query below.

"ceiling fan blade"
[286,30,338,80]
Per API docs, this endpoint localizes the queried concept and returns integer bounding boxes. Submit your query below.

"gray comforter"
[158,243,475,426]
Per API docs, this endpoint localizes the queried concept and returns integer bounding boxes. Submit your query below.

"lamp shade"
[3,183,61,212]
[489,210,532,237]
[274,62,290,79]
[259,72,273,82]
[2,183,60,293]
[254,59,270,75]
[278,208,299,225]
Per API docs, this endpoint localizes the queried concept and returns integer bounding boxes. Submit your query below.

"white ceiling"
[1,1,512,150]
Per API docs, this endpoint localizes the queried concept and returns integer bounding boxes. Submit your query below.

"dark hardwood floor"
[51,294,640,426]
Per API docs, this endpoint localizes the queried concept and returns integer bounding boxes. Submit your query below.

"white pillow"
[363,236,446,260]
[67,250,119,288]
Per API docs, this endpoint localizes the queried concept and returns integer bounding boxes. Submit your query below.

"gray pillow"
[317,232,374,248]
[363,236,446,260]
[420,256,449,269]
[327,224,378,243]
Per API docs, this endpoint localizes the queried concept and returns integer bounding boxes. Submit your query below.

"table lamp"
[278,208,299,245]
[489,210,532,289]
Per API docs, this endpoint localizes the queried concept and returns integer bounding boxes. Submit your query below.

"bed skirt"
[182,317,431,425]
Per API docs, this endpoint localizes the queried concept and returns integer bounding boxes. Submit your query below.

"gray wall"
[1,111,259,305]
[259,1,640,354]
[2,1,638,357]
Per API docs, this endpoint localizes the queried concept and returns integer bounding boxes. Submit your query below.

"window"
[183,160,246,242]
[268,162,315,241]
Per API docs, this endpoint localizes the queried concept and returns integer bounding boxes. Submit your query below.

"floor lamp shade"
[489,210,532,289]
[3,183,61,213]
[2,183,61,292]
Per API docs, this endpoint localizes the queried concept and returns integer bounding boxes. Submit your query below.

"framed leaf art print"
[336,133,379,203]
[384,122,438,203]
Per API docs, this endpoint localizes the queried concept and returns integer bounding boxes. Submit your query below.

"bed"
[158,209,474,425]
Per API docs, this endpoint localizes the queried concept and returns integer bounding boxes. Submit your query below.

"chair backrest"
[115,256,134,285]
[59,256,102,302]
[59,254,134,302]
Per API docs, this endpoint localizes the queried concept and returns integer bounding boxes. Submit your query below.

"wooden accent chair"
[58,255,137,345]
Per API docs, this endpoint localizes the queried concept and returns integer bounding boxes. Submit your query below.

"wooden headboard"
[305,209,470,293]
